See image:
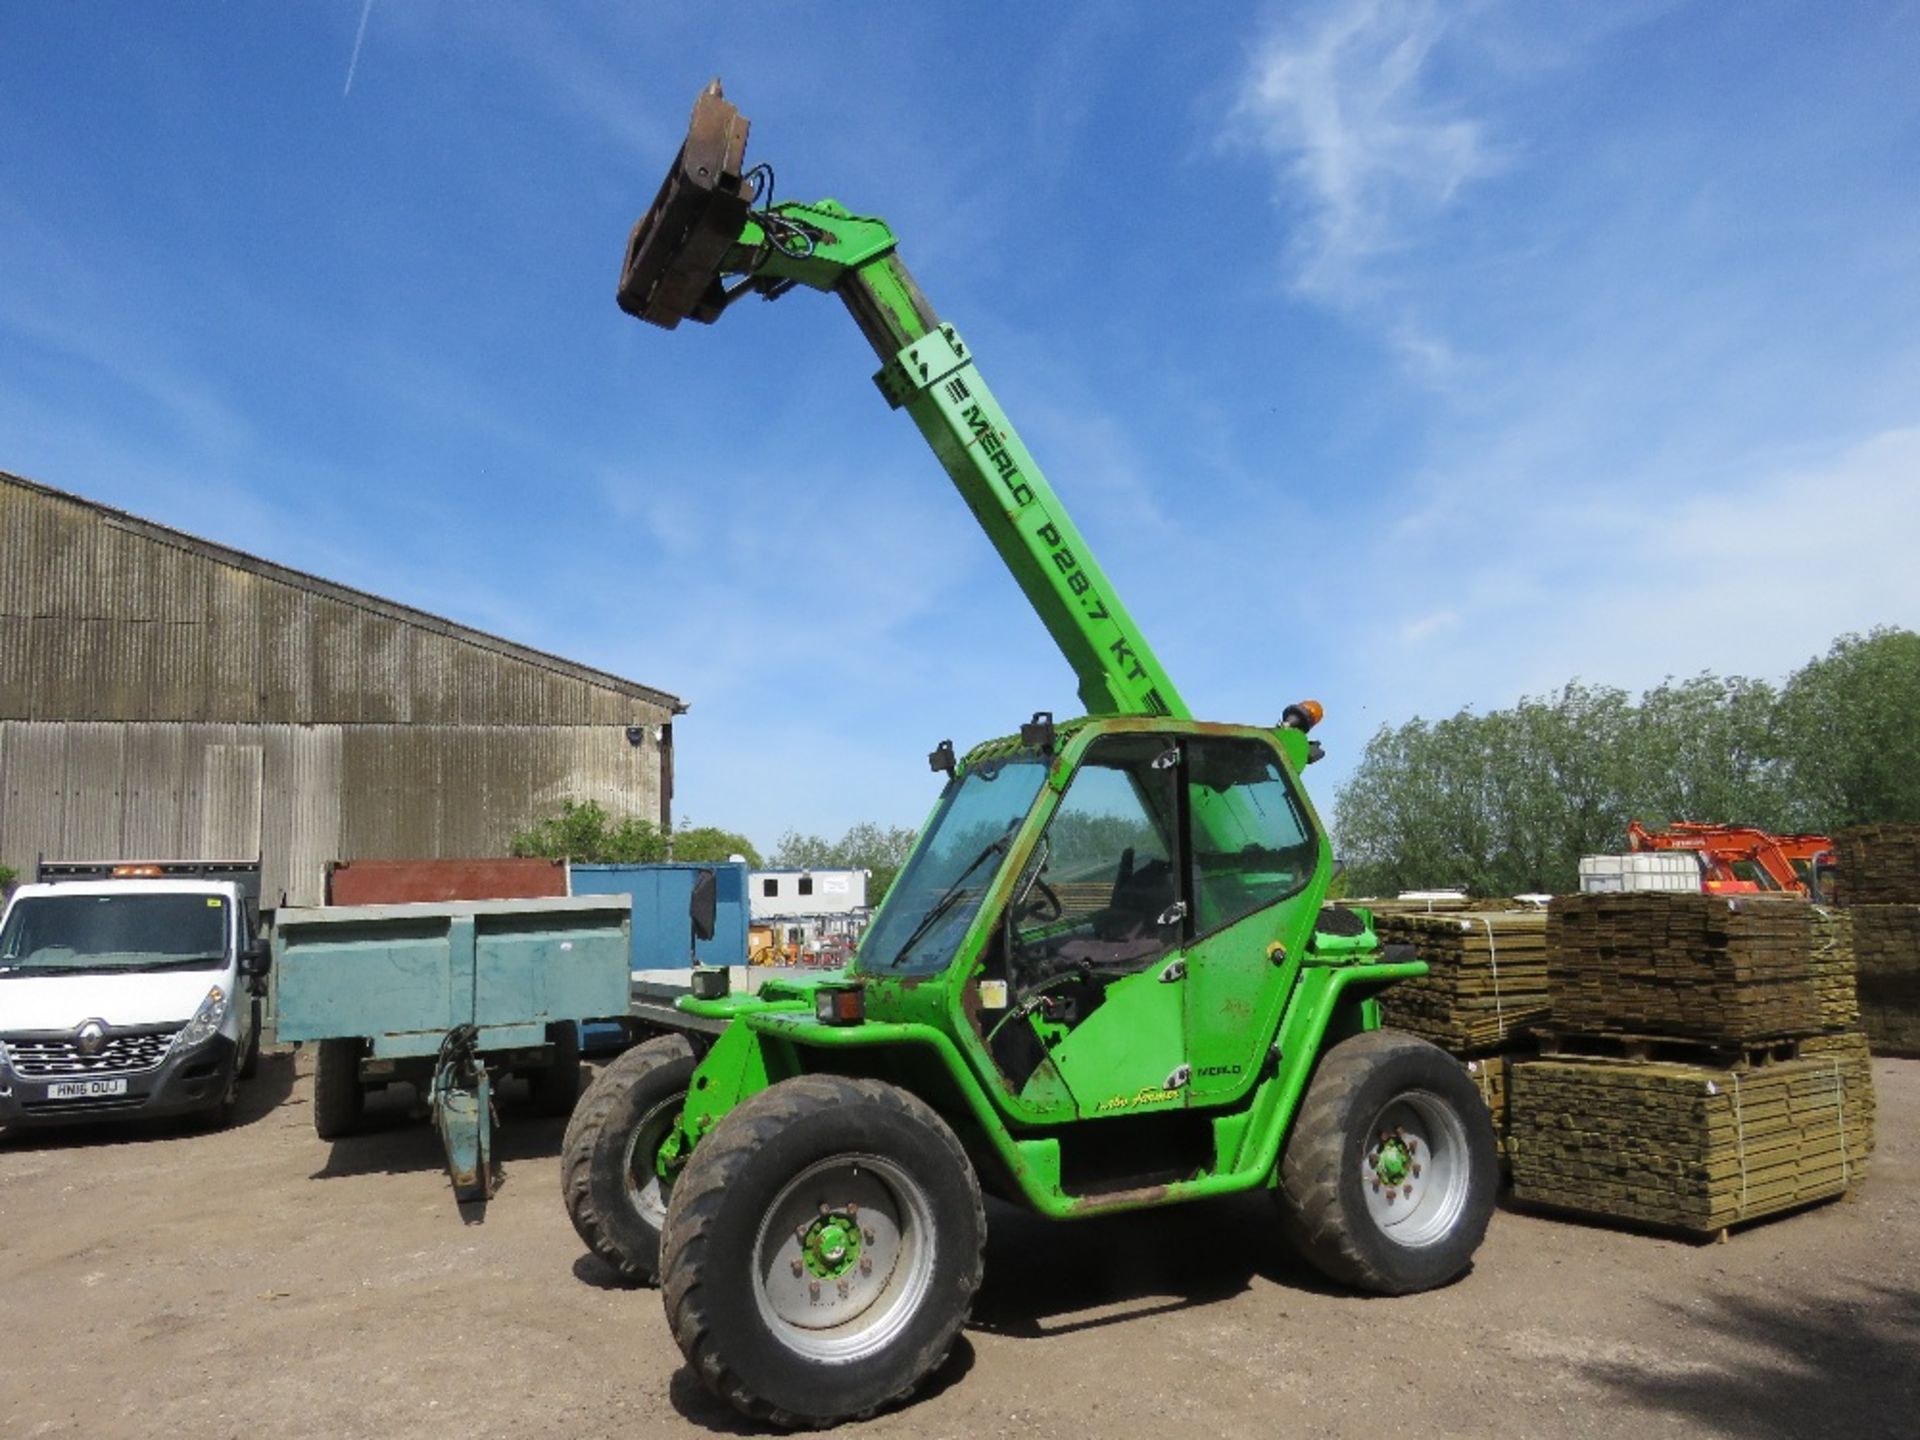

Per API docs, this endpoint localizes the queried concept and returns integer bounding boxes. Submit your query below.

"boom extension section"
[617,81,1185,721]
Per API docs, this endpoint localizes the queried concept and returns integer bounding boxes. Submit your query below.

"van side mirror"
[239,938,272,978]
[689,868,718,944]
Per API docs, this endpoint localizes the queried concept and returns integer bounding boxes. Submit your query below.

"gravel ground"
[2,1049,1915,1440]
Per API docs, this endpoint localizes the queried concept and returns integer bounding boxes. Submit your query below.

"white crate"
[1577,852,1702,894]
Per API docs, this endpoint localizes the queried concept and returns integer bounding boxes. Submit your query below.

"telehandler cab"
[562,82,1497,1427]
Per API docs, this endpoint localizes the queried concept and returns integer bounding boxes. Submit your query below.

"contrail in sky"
[344,0,375,97]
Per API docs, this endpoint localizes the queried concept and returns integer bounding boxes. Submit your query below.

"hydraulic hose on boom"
[617,81,1186,722]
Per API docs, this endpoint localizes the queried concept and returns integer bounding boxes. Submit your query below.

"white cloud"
[1237,0,1503,301]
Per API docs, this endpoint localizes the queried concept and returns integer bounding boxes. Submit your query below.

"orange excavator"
[1626,821,1835,899]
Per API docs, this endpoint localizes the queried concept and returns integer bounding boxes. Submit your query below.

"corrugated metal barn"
[0,470,685,906]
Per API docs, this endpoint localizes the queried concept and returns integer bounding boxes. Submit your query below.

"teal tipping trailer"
[273,896,633,1203]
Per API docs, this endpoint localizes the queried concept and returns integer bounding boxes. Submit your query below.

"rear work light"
[689,967,731,1001]
[814,987,865,1026]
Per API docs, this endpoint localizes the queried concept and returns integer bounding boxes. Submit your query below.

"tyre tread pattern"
[661,1075,986,1429]
[560,1033,694,1283]
[1278,1028,1492,1295]
[312,1038,363,1141]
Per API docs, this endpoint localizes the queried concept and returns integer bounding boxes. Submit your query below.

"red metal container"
[325,858,568,906]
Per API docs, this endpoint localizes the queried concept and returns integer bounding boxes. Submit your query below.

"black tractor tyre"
[237,999,263,1080]
[1278,1028,1497,1295]
[661,1075,986,1428]
[312,1038,365,1140]
[530,1022,584,1117]
[561,1033,697,1283]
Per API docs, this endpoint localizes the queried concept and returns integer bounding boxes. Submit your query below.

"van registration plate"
[48,1078,128,1099]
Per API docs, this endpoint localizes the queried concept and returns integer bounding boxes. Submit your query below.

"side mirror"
[239,938,272,978]
[689,868,718,945]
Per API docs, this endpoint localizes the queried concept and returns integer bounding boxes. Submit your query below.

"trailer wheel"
[1278,1029,1496,1295]
[530,1022,583,1117]
[312,1038,365,1140]
[562,1033,696,1283]
[661,1075,985,1427]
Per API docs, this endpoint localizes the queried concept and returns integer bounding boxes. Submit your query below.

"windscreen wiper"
[890,833,1012,968]
[136,953,228,970]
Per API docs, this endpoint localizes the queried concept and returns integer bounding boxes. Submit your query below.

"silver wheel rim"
[1360,1088,1471,1248]
[751,1153,937,1362]
[621,1094,682,1230]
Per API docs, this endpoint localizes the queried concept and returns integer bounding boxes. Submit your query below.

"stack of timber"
[1851,905,1920,1057]
[1462,1054,1510,1163]
[1359,895,1478,918]
[1545,894,1821,1044]
[1808,907,1860,1030]
[1833,824,1920,905]
[1377,910,1549,1052]
[1508,1047,1874,1236]
[1801,1030,1877,1152]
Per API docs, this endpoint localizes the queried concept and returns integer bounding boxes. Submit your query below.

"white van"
[0,868,270,1130]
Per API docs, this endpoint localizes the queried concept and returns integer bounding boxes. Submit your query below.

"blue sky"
[4,2,1917,854]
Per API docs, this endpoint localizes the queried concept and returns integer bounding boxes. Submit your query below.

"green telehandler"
[561,82,1498,1427]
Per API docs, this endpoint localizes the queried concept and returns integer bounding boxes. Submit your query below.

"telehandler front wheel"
[1278,1029,1497,1295]
[661,1075,985,1428]
[561,1033,696,1284]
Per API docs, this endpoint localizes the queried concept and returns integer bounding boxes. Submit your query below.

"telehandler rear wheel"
[661,1075,985,1428]
[561,1033,695,1283]
[1278,1028,1496,1295]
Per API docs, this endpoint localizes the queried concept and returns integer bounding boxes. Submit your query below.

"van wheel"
[313,1038,365,1140]
[195,1071,239,1131]
[238,1000,263,1080]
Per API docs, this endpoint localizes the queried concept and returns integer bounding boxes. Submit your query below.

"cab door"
[995,734,1191,1118]
[1179,735,1324,1103]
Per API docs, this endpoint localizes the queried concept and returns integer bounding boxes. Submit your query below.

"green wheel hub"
[1372,1130,1415,1187]
[802,1212,865,1279]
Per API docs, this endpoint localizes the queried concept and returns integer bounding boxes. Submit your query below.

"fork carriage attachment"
[617,81,757,329]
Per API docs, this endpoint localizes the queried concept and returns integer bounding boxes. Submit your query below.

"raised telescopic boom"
[617,81,1185,721]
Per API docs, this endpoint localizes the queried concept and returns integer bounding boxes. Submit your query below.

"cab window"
[1185,737,1317,936]
[1009,734,1182,980]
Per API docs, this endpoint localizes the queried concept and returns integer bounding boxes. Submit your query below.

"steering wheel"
[1019,877,1064,925]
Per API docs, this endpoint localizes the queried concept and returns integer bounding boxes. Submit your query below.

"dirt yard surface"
[3,1050,1915,1440]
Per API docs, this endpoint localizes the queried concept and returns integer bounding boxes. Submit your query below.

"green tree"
[510,800,668,863]
[771,822,919,906]
[1774,628,1920,826]
[512,802,765,868]
[669,823,763,868]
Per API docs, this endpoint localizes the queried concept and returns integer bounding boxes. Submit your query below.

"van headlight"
[175,986,229,1051]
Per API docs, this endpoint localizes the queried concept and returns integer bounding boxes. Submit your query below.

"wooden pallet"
[1529,1028,1811,1070]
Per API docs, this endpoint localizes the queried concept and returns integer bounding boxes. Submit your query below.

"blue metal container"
[568,861,750,971]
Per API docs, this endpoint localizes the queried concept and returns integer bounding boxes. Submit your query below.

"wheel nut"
[859,1257,873,1276]
[837,1279,850,1297]
[863,1228,875,1245]
[808,1281,820,1299]
[790,1259,803,1277]
[1411,1163,1422,1178]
